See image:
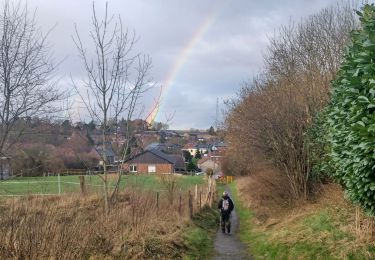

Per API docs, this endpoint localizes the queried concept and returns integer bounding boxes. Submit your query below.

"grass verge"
[229,181,374,259]
[182,206,219,259]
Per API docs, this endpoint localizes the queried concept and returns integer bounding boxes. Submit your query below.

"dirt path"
[213,187,251,260]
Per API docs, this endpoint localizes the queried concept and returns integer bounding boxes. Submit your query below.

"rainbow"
[146,5,222,125]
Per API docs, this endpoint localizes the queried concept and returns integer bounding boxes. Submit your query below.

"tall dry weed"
[0,188,191,259]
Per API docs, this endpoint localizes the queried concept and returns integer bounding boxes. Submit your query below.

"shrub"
[325,4,375,216]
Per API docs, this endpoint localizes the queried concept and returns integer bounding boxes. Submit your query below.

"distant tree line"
[6,118,98,176]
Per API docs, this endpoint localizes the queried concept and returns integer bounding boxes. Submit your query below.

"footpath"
[213,186,251,260]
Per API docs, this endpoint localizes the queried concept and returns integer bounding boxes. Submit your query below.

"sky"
[26,0,342,130]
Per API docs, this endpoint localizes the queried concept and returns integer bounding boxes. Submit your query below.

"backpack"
[222,199,230,211]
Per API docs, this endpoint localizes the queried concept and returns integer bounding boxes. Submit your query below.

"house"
[182,144,209,157]
[197,157,221,173]
[0,157,11,180]
[197,146,226,173]
[145,142,166,151]
[208,148,225,160]
[108,133,126,145]
[122,149,185,174]
[197,133,213,142]
[165,143,183,153]
[163,130,180,138]
[168,154,186,172]
[137,134,159,149]
[182,132,198,142]
[95,144,116,165]
[182,143,197,156]
[197,144,209,155]
[211,141,227,150]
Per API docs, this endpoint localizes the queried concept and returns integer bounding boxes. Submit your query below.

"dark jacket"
[218,195,234,215]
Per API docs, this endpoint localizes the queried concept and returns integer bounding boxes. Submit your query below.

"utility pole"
[213,98,220,174]
[215,98,219,131]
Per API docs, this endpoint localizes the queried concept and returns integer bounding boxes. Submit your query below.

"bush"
[325,4,375,216]
[305,112,333,182]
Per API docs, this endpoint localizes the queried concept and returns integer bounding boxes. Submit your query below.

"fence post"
[205,176,212,206]
[156,191,159,217]
[58,173,61,195]
[188,190,193,218]
[79,176,86,195]
[194,184,198,201]
[210,176,215,206]
[212,177,216,207]
[179,193,182,216]
[355,206,360,233]
[199,190,202,210]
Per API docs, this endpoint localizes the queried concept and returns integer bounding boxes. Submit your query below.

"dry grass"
[236,167,291,224]
[236,173,375,259]
[0,186,195,259]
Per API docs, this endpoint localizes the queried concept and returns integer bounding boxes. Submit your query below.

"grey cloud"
[26,0,342,129]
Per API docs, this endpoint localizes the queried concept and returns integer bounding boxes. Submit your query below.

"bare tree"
[73,2,152,213]
[224,1,358,200]
[0,0,61,158]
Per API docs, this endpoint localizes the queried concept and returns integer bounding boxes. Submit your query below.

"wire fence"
[0,174,118,196]
[0,174,217,218]
[0,174,214,198]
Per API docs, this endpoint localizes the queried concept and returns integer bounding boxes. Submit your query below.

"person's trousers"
[220,212,231,233]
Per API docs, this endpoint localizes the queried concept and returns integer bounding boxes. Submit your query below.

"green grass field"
[0,174,204,196]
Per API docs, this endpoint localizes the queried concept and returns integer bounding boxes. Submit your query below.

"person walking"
[218,191,234,234]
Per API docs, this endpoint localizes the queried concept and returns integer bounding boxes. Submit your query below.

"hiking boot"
[226,228,230,234]
[222,229,225,233]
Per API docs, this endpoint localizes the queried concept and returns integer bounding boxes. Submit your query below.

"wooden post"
[355,206,360,233]
[156,192,159,208]
[179,193,182,216]
[199,190,202,210]
[194,184,198,202]
[207,191,212,207]
[209,176,214,207]
[188,190,193,218]
[205,176,212,206]
[58,173,61,195]
[79,176,86,195]
[156,192,159,217]
[212,177,217,199]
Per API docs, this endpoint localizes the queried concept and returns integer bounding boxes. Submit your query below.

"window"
[148,165,156,173]
[129,164,137,173]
